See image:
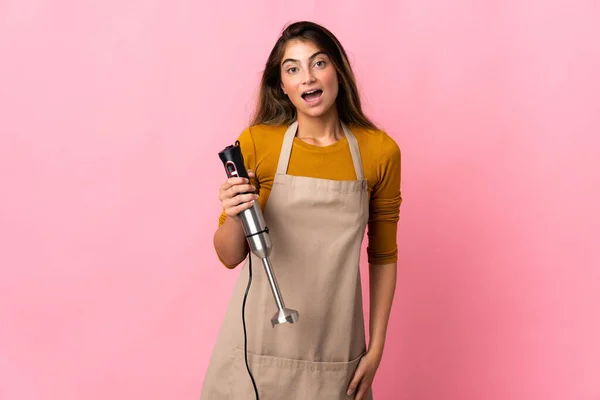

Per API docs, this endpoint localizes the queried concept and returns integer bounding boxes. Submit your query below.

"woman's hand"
[218,169,259,220]
[346,350,382,399]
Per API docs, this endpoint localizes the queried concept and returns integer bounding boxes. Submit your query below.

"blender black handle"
[218,140,250,181]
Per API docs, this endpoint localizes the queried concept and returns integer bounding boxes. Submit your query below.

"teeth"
[304,90,319,95]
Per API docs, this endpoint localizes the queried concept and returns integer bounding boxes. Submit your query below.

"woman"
[201,21,401,400]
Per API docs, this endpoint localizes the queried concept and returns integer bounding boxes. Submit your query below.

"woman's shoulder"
[236,123,287,159]
[242,123,287,138]
[238,123,287,145]
[350,124,401,161]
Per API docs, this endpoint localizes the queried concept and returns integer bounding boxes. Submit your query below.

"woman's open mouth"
[301,89,323,105]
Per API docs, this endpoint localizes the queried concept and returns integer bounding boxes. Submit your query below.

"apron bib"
[201,121,373,399]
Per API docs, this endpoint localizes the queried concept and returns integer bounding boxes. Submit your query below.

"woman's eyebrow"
[281,51,328,66]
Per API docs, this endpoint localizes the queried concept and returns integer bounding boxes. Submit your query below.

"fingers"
[354,378,372,400]
[219,170,259,219]
[223,192,258,208]
[224,198,256,217]
[220,177,255,195]
[222,183,256,201]
[347,366,364,397]
[220,177,249,191]
[219,168,255,192]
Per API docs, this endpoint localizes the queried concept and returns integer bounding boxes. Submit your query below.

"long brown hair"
[250,21,378,130]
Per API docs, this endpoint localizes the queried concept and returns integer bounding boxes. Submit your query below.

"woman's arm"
[367,262,397,356]
[346,262,397,398]
[213,216,249,268]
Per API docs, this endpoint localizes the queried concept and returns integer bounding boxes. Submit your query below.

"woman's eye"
[315,60,326,68]
[287,67,297,73]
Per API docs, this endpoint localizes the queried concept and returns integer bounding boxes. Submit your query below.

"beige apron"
[201,120,373,399]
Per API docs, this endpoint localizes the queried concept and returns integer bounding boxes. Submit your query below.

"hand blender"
[219,141,299,326]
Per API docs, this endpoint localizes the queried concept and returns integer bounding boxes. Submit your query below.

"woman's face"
[280,40,339,119]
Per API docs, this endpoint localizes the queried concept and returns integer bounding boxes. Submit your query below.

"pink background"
[1,1,599,399]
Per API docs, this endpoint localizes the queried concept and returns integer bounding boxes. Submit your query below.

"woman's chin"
[297,102,337,120]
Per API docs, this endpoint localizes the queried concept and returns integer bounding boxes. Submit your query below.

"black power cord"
[242,250,259,399]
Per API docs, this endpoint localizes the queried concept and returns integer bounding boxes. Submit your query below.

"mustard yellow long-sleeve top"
[217,123,401,267]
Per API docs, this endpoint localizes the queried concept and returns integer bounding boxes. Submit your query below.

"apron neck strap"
[276,120,365,180]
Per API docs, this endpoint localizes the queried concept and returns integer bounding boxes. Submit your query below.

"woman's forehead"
[281,40,324,61]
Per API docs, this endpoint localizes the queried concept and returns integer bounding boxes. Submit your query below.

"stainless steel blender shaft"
[239,202,299,327]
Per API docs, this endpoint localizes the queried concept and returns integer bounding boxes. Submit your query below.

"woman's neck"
[296,109,344,146]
